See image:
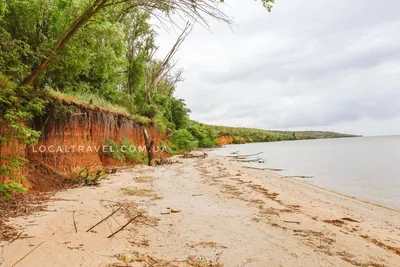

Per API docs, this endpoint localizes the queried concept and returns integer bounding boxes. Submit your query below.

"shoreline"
[284,175,400,213]
[1,153,399,266]
[242,164,400,213]
[212,141,400,212]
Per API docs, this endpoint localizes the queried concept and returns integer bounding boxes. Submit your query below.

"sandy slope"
[1,154,399,267]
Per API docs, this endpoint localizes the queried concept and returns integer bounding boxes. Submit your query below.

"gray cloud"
[156,0,400,135]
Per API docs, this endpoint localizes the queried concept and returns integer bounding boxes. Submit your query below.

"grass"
[48,89,151,124]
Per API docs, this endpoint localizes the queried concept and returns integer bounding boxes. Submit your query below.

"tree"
[20,0,275,86]
[19,0,224,86]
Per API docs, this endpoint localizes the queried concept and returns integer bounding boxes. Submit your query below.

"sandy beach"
[1,154,399,267]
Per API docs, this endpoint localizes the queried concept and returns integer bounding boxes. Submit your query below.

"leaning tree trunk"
[20,0,108,86]
[143,128,154,166]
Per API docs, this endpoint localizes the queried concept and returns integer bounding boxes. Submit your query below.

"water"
[213,136,400,210]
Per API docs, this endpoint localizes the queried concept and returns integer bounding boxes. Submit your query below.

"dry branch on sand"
[107,215,142,238]
[281,175,313,179]
[243,166,284,172]
[181,152,208,159]
[233,157,265,163]
[153,158,182,166]
[77,168,108,186]
[86,207,122,232]
[10,241,45,267]
[225,152,263,158]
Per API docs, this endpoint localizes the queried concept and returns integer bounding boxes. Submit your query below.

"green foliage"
[187,121,218,148]
[103,140,126,162]
[208,125,359,144]
[0,156,28,179]
[0,74,46,146]
[121,140,148,164]
[0,182,26,198]
[170,98,190,129]
[103,139,148,164]
[0,73,44,197]
[171,129,198,153]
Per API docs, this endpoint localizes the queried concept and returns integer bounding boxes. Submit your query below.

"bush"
[0,182,26,198]
[187,122,217,148]
[103,139,148,164]
[0,73,44,198]
[121,140,148,164]
[171,129,198,153]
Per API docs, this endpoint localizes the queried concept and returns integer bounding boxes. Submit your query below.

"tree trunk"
[20,0,108,86]
[143,128,154,166]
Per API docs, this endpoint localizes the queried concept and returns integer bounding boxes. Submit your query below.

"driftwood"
[104,167,117,174]
[281,175,313,179]
[153,158,182,166]
[181,152,207,159]
[233,157,265,163]
[78,168,108,186]
[85,171,108,186]
[243,166,284,172]
[225,152,263,158]
[107,215,142,238]
[283,220,301,224]
[86,207,121,232]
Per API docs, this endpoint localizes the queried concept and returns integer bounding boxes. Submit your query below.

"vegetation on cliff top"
[209,125,360,144]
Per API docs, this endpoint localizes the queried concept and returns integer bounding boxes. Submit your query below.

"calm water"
[213,136,400,210]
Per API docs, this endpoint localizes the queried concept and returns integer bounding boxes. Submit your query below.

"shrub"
[121,140,148,164]
[0,73,45,198]
[171,129,198,153]
[187,122,218,148]
[103,139,148,164]
[103,140,126,162]
[0,182,26,198]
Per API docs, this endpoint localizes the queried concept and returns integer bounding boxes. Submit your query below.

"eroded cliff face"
[29,99,166,174]
[1,99,167,188]
[216,135,233,145]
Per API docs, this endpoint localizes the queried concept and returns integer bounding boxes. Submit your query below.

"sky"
[155,0,400,136]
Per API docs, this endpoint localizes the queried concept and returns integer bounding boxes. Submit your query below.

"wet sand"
[1,154,399,266]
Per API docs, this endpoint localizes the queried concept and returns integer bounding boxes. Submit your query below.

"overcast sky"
[156,0,400,136]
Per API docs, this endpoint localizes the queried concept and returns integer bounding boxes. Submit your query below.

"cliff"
[216,135,233,145]
[0,98,167,190]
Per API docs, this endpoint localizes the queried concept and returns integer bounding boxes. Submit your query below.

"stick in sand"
[86,207,121,232]
[107,215,142,238]
[11,241,44,267]
[72,211,78,233]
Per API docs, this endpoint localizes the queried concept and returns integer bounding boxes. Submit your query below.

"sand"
[1,154,399,267]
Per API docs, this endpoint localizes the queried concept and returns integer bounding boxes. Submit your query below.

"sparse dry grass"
[108,251,224,267]
[186,255,224,267]
[120,187,161,200]
[134,176,155,183]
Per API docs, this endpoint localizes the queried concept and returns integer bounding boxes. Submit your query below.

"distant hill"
[207,125,361,144]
